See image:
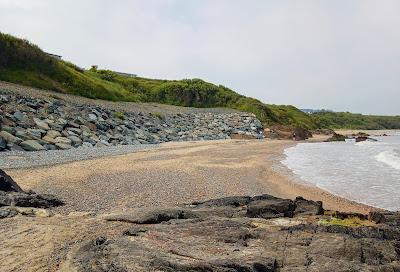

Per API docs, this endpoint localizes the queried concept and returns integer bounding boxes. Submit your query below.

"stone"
[54,137,72,144]
[46,130,61,138]
[20,140,46,151]
[33,118,50,130]
[68,135,82,145]
[55,143,72,150]
[42,135,57,144]
[0,191,64,208]
[0,169,23,192]
[0,137,7,151]
[0,206,18,218]
[88,113,97,122]
[246,196,295,219]
[0,131,23,144]
[26,128,45,139]
[13,111,26,121]
[294,196,324,216]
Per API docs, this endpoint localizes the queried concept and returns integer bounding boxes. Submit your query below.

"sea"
[282,132,400,211]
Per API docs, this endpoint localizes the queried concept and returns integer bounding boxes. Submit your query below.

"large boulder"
[20,140,46,151]
[326,133,346,142]
[294,196,324,216]
[246,196,295,219]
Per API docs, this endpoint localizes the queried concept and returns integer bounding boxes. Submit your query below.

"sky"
[0,0,399,115]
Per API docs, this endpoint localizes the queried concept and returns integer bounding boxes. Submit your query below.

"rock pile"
[62,195,400,271]
[0,93,264,152]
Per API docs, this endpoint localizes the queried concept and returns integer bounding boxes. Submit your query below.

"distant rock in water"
[325,133,347,142]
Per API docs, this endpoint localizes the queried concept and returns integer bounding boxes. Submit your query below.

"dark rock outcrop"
[0,168,23,192]
[0,169,64,217]
[61,194,400,271]
[325,133,347,142]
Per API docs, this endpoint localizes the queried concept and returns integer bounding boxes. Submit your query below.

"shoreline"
[6,138,379,215]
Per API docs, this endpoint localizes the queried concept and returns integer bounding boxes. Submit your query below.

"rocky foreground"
[1,169,400,271]
[0,90,263,152]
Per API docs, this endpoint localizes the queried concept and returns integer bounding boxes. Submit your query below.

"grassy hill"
[1,32,399,130]
[312,111,400,130]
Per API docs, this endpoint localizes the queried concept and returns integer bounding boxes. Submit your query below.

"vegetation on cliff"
[1,32,399,129]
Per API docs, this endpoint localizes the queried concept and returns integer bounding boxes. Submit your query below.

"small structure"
[114,71,137,78]
[45,52,62,60]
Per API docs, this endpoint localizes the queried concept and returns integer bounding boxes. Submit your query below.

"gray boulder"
[20,140,46,151]
[0,131,22,144]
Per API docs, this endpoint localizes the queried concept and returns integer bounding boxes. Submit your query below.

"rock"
[0,206,19,218]
[326,133,347,142]
[293,127,312,141]
[64,194,400,272]
[88,113,97,122]
[55,143,72,150]
[46,130,61,138]
[54,137,72,144]
[0,137,7,151]
[26,128,45,139]
[13,111,26,121]
[0,131,23,144]
[68,135,82,145]
[294,196,324,216]
[33,118,50,130]
[0,191,64,208]
[369,211,400,227]
[0,169,23,192]
[42,135,57,144]
[20,140,46,151]
[246,195,294,219]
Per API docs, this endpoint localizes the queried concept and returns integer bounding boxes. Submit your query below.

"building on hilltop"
[45,52,62,60]
[114,71,137,78]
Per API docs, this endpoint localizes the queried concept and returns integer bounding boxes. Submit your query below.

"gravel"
[0,144,158,169]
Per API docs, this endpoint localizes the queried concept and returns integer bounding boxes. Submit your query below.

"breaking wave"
[375,150,400,170]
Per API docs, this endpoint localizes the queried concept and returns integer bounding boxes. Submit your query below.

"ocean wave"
[375,150,400,170]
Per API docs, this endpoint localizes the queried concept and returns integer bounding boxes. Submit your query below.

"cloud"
[0,0,399,115]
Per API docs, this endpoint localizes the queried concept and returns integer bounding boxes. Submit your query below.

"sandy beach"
[8,139,374,214]
[0,138,382,271]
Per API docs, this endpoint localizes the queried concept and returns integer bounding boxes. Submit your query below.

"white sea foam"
[282,135,400,211]
[375,150,400,170]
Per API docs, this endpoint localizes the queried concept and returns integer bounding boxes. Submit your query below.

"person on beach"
[292,132,296,141]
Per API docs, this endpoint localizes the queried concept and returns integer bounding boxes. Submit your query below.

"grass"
[318,217,376,227]
[2,31,400,129]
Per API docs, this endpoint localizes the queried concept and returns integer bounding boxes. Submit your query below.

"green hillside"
[1,32,399,130]
[312,111,400,130]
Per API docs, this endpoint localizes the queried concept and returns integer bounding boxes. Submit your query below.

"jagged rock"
[20,140,46,151]
[64,194,400,272]
[246,196,294,219]
[294,196,324,216]
[0,169,23,192]
[369,211,400,227]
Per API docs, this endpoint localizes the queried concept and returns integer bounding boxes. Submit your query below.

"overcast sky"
[0,0,399,115]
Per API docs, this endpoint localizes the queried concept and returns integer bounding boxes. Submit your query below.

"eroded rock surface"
[62,195,400,271]
[0,169,63,218]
